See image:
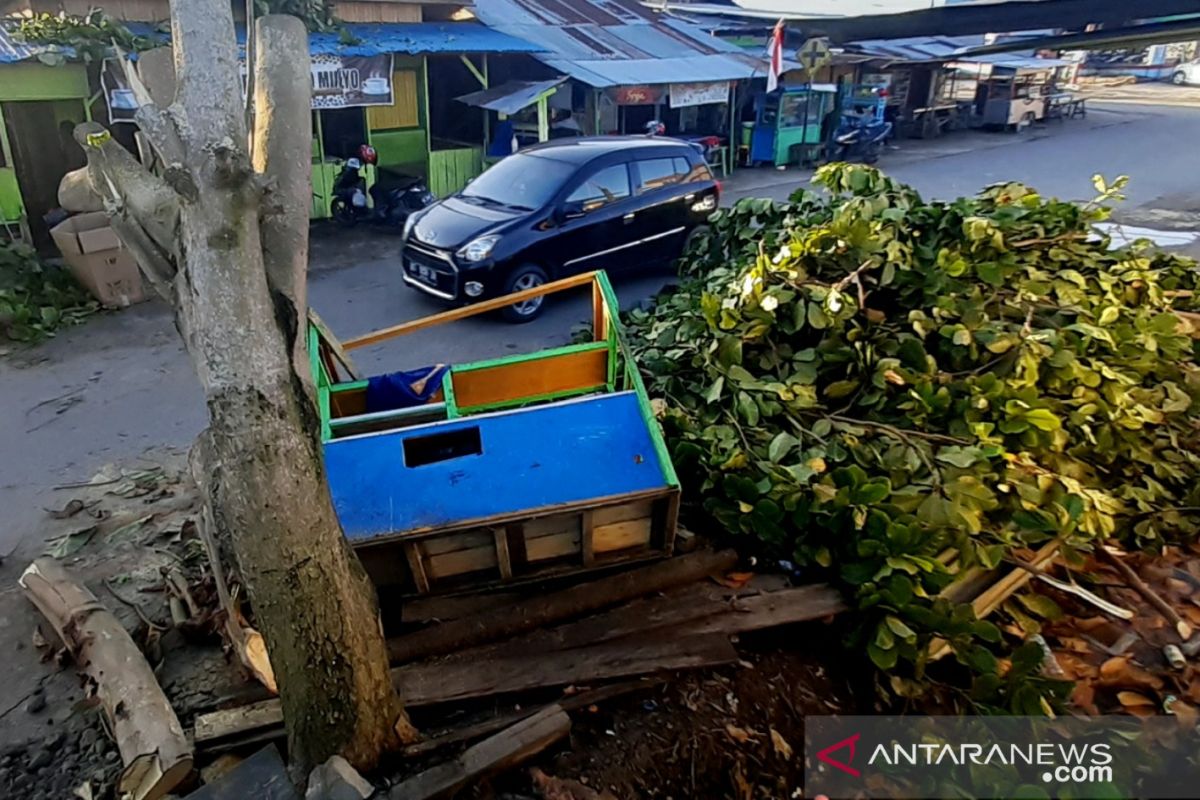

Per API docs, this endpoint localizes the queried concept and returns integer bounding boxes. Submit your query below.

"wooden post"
[537,95,549,142]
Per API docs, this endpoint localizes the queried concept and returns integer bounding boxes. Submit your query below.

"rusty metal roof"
[474,0,768,87]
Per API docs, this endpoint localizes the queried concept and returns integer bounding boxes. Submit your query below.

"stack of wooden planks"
[190,549,847,755]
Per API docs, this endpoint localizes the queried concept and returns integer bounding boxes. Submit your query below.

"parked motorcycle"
[330,145,435,229]
[833,116,892,164]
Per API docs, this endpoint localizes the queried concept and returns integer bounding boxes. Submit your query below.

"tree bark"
[20,559,193,800]
[74,3,412,775]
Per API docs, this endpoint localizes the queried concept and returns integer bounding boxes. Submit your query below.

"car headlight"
[402,214,418,241]
[457,234,500,263]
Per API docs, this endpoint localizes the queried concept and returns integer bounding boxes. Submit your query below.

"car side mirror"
[559,201,587,222]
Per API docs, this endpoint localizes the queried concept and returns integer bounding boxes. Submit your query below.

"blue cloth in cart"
[365,366,448,413]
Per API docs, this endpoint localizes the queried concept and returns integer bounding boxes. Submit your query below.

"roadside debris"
[20,558,193,800]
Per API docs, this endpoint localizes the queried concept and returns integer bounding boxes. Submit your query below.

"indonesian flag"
[766,19,784,93]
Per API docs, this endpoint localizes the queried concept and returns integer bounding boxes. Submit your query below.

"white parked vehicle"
[1172,61,1200,86]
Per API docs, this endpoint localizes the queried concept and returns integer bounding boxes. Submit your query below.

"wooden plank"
[401,679,662,759]
[184,745,299,800]
[581,510,595,567]
[396,634,738,706]
[387,705,570,800]
[421,530,493,557]
[426,546,497,580]
[385,549,738,664]
[592,280,608,343]
[523,513,580,540]
[593,499,655,527]
[468,581,846,661]
[401,591,522,625]
[194,700,283,744]
[343,271,599,349]
[451,347,608,411]
[404,542,431,594]
[307,309,361,381]
[525,530,580,562]
[593,517,652,554]
[493,527,513,580]
[194,636,735,748]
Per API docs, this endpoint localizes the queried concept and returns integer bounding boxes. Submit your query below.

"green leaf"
[884,615,917,641]
[1016,593,1063,621]
[852,480,890,505]
[768,432,799,462]
[824,380,858,399]
[807,302,829,330]
[1023,408,1061,431]
[868,642,898,669]
[704,376,724,403]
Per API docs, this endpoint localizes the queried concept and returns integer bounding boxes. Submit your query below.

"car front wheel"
[1173,71,1188,86]
[500,264,549,323]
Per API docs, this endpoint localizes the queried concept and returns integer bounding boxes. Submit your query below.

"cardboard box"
[50,212,146,308]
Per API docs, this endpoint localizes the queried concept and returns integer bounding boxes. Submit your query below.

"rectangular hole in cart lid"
[402,426,482,467]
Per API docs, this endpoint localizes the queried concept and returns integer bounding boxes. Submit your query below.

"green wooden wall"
[0,63,89,102]
[428,146,482,198]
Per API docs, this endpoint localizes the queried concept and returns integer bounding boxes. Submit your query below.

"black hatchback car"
[400,137,720,322]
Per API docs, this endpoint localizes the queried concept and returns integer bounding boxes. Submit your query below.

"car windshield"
[460,153,575,211]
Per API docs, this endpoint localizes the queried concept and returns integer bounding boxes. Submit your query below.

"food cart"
[949,56,1074,130]
[309,271,681,596]
[748,84,837,167]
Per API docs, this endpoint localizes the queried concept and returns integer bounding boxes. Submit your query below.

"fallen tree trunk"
[20,558,193,800]
[388,549,738,663]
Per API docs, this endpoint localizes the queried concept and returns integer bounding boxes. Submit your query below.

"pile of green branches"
[0,240,96,342]
[626,165,1200,711]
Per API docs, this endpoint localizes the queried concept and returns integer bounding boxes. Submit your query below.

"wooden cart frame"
[309,271,681,595]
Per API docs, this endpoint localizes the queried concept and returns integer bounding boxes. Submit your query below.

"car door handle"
[623,213,636,224]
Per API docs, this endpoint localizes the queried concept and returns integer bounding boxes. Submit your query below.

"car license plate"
[410,262,438,285]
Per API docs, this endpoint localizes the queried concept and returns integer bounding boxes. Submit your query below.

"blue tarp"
[0,24,69,64]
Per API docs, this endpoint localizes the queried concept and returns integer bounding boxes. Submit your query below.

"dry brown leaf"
[531,767,618,800]
[1056,637,1094,654]
[714,571,755,590]
[770,727,794,760]
[1098,656,1164,691]
[1168,699,1199,729]
[725,724,760,744]
[731,761,753,800]
[1071,682,1100,715]
[1117,691,1155,709]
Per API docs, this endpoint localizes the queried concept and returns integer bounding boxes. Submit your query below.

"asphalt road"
[1,100,1198,556]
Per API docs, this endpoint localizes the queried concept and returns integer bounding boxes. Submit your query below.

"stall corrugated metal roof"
[474,0,770,87]
[457,77,568,114]
[232,22,544,56]
[306,23,546,56]
[844,35,981,63]
[0,24,69,64]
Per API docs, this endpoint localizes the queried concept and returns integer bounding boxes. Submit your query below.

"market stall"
[748,84,837,167]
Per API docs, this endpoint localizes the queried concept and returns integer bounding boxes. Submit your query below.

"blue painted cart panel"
[325,392,669,541]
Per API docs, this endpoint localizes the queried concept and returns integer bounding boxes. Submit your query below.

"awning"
[456,78,568,114]
[305,23,545,57]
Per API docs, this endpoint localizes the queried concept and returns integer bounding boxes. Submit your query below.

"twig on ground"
[105,579,168,632]
[1096,546,1192,640]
